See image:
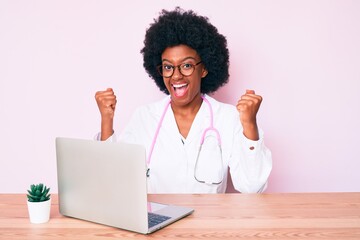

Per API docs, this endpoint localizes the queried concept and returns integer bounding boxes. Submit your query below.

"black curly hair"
[141,7,230,95]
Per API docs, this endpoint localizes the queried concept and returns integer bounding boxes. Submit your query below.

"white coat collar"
[149,94,221,146]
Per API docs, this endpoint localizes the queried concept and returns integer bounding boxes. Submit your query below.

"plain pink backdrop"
[1,0,359,193]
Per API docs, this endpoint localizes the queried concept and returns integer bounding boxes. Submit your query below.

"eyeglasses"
[157,61,202,78]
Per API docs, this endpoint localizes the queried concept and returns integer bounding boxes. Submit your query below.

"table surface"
[0,193,360,239]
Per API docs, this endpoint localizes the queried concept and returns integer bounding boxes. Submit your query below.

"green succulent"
[27,183,51,202]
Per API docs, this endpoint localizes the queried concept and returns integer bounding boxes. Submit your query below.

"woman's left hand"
[236,90,262,141]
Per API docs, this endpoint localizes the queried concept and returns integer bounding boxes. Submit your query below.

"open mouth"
[172,83,188,97]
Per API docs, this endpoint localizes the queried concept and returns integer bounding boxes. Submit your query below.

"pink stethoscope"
[146,95,224,185]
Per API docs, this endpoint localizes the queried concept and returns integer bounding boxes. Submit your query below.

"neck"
[170,94,204,139]
[171,94,203,117]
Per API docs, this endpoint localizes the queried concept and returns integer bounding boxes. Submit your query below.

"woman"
[95,7,272,193]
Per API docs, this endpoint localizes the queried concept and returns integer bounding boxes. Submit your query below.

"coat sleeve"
[228,125,272,193]
[93,108,143,144]
[94,132,117,142]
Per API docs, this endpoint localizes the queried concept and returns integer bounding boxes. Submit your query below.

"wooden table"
[0,193,359,239]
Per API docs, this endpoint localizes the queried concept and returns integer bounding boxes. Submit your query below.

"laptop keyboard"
[148,212,171,228]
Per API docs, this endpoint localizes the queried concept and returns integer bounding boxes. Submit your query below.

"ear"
[201,68,208,78]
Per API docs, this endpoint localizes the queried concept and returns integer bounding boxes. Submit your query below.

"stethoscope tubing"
[146,99,171,166]
[146,95,224,184]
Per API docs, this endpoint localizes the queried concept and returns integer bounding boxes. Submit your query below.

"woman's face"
[161,44,207,107]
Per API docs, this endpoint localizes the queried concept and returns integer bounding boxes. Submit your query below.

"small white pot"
[27,198,51,224]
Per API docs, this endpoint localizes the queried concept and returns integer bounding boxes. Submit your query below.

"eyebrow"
[162,57,197,64]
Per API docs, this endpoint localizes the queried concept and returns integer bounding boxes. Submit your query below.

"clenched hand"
[95,88,117,140]
[236,90,262,141]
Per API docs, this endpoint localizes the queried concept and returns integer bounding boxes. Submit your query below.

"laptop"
[55,137,194,234]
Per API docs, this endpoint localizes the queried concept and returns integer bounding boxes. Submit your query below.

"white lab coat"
[103,95,272,194]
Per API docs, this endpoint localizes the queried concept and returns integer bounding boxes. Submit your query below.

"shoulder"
[204,95,238,116]
[134,95,171,118]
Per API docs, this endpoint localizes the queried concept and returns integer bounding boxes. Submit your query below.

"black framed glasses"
[157,61,202,78]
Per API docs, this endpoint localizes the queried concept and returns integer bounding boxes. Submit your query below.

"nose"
[172,66,183,79]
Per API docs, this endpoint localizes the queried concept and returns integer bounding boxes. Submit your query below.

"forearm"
[100,118,114,141]
[242,122,259,141]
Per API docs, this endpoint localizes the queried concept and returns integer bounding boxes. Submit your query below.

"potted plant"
[27,183,51,223]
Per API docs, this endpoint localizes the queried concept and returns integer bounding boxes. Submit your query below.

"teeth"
[172,83,187,88]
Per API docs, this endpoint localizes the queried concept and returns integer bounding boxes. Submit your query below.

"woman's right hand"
[95,88,117,140]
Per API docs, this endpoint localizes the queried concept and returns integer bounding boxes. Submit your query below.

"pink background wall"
[1,1,359,193]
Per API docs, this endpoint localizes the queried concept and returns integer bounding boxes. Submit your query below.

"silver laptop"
[55,137,194,234]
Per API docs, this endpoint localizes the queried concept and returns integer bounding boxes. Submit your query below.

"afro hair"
[141,7,230,95]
